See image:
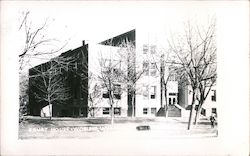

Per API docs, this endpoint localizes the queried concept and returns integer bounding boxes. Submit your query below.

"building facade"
[28,29,216,119]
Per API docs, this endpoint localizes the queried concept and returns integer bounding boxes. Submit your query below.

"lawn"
[19,116,218,139]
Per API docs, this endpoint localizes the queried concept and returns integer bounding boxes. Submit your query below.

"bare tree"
[18,11,67,71]
[117,41,144,117]
[168,19,217,129]
[29,56,74,119]
[97,54,123,124]
[18,11,68,121]
[151,52,180,117]
[88,81,103,117]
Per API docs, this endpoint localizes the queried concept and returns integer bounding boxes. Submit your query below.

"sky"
[2,1,218,69]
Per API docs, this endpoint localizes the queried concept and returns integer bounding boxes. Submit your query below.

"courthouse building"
[28,28,216,118]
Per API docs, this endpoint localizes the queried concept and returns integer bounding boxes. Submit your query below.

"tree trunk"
[187,92,195,130]
[111,104,114,125]
[164,83,168,117]
[194,96,204,125]
[109,90,114,125]
[194,104,202,125]
[49,103,52,120]
[131,93,135,118]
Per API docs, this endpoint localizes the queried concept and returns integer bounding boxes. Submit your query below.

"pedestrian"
[210,113,216,128]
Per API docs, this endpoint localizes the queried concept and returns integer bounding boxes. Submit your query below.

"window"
[201,108,206,116]
[143,62,149,75]
[212,108,217,115]
[150,63,157,76]
[169,93,177,96]
[151,108,156,115]
[103,107,110,115]
[211,90,216,101]
[143,44,149,54]
[143,85,149,99]
[103,59,111,68]
[150,45,156,54]
[114,84,121,99]
[169,74,176,81]
[102,88,109,98]
[173,98,176,104]
[114,107,121,115]
[169,98,172,105]
[143,108,148,114]
[150,86,156,99]
[80,108,84,116]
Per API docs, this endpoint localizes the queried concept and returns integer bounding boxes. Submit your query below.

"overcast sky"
[3,1,216,52]
[0,1,229,69]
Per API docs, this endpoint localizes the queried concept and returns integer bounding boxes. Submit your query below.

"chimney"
[82,40,85,46]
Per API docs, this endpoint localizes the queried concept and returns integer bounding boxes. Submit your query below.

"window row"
[194,106,217,117]
[143,85,157,99]
[102,84,122,99]
[143,44,156,54]
[143,62,157,76]
[102,107,121,115]
[143,107,157,115]
[168,97,177,105]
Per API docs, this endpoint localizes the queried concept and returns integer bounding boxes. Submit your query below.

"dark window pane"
[102,93,109,98]
[151,108,156,114]
[114,107,121,115]
[201,108,206,116]
[151,95,155,99]
[169,93,177,96]
[114,94,121,99]
[103,107,110,115]
[173,98,176,104]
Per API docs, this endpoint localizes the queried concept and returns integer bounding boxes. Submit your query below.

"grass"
[19,116,218,139]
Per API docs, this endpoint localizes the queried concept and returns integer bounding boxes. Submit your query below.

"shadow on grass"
[21,116,158,125]
[21,118,58,126]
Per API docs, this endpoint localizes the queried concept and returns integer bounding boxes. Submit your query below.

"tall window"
[211,90,216,101]
[173,98,176,104]
[143,108,148,115]
[150,63,157,76]
[151,107,156,115]
[143,62,149,76]
[143,44,149,54]
[201,108,206,116]
[150,86,156,99]
[169,98,172,105]
[102,88,109,98]
[114,84,121,99]
[150,45,156,54]
[143,85,149,99]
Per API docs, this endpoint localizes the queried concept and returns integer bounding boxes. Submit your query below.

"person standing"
[210,113,216,128]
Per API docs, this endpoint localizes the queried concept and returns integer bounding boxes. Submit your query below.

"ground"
[19,116,218,139]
